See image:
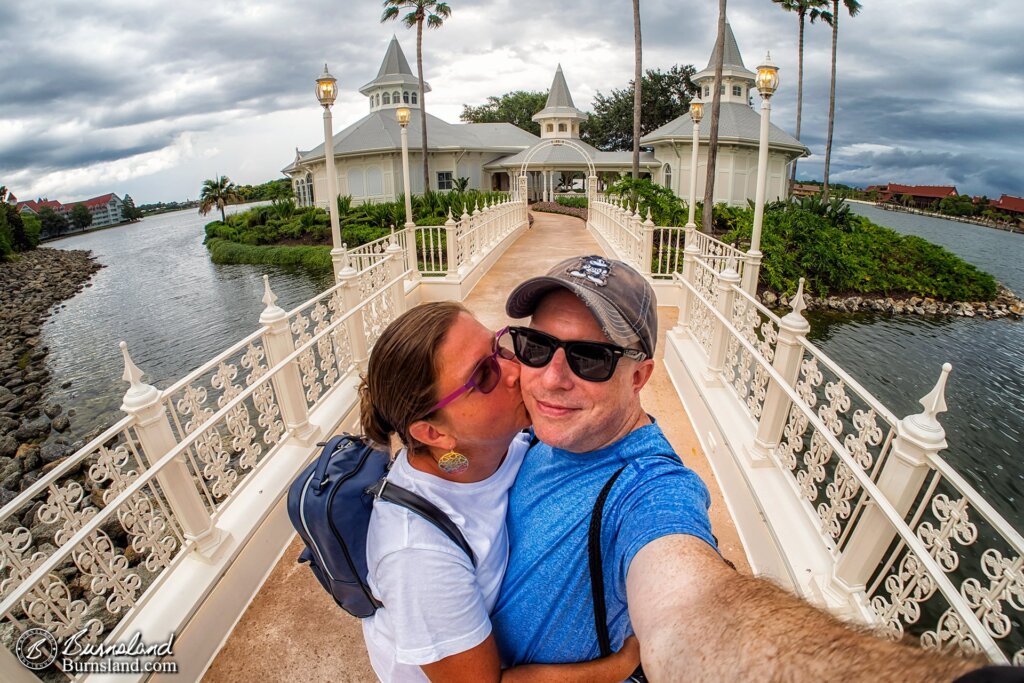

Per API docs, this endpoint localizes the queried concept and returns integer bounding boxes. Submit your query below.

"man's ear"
[408,419,455,453]
[631,359,655,395]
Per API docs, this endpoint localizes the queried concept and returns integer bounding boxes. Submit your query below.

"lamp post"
[743,52,780,295]
[685,97,704,230]
[316,64,344,280]
[396,106,418,277]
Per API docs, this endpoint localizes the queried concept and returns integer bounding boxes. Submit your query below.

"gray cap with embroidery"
[505,255,657,357]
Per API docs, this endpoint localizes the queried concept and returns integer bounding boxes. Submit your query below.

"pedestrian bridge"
[1,192,1021,681]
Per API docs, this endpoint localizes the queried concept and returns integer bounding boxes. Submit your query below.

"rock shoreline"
[0,248,103,507]
[759,285,1024,320]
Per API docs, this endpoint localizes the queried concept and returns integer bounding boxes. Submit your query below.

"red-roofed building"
[992,194,1024,216]
[876,184,958,208]
[16,199,67,216]
[77,193,125,227]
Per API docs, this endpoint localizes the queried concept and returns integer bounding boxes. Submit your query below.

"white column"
[400,125,419,280]
[118,343,225,559]
[832,364,952,594]
[686,122,701,229]
[258,277,321,446]
[744,95,773,295]
[323,107,344,280]
[446,209,462,280]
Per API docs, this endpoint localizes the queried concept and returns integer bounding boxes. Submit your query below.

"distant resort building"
[991,194,1024,219]
[284,24,809,208]
[868,184,958,208]
[16,192,126,227]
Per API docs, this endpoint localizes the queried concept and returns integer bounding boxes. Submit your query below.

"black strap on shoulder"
[589,465,627,658]
[366,479,477,567]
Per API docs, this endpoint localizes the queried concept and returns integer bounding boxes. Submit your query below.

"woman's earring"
[437,450,469,474]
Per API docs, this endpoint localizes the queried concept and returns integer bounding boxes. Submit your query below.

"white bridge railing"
[586,199,1024,664]
[0,196,528,680]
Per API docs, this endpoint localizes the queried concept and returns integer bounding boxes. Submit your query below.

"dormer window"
[411,92,418,104]
[558,123,567,132]
[392,91,400,103]
[382,92,391,104]
[733,85,743,97]
[546,124,554,132]
[403,91,410,103]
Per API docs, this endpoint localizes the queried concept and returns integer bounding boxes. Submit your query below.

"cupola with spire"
[692,22,756,105]
[359,36,430,112]
[532,65,587,139]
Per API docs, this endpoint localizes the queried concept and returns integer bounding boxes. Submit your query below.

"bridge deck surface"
[203,210,747,682]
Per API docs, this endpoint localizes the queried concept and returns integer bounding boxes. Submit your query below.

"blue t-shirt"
[490,422,716,666]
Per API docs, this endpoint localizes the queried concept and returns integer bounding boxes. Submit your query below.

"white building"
[284,25,807,208]
[641,22,807,206]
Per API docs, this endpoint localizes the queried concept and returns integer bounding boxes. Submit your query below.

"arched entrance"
[517,139,597,203]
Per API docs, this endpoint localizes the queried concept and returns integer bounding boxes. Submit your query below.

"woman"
[358,301,638,682]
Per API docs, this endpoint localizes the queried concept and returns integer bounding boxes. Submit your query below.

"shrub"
[556,196,588,209]
[722,208,998,301]
[205,238,333,274]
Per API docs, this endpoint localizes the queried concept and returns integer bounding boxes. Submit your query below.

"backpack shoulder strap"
[366,479,477,567]
[589,464,628,658]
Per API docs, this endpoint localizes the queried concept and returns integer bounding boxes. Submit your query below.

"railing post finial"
[261,274,279,311]
[788,277,807,319]
[912,363,952,434]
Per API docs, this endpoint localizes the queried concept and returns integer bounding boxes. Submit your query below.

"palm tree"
[819,0,862,200]
[198,175,241,223]
[702,0,728,233]
[381,0,452,193]
[771,0,828,188]
[631,0,642,180]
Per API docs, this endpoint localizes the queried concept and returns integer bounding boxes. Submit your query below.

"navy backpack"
[286,434,476,618]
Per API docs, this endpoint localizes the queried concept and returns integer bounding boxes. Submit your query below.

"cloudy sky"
[2,0,1021,204]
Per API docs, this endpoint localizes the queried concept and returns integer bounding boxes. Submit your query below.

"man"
[490,255,999,681]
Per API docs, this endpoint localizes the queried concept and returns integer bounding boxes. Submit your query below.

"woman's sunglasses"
[508,326,647,382]
[429,327,515,412]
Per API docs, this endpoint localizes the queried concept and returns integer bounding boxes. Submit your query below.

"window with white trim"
[733,85,743,97]
[382,92,391,104]
[663,164,672,190]
[558,123,567,132]
[403,91,410,103]
[437,171,454,191]
[411,92,418,104]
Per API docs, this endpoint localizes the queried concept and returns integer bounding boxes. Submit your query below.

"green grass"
[205,238,333,274]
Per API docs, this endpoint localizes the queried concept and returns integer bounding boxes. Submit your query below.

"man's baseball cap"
[505,255,657,357]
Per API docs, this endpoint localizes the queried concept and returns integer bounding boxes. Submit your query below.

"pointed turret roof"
[532,64,587,122]
[359,36,430,95]
[693,21,756,84]
[546,65,576,109]
[378,35,414,78]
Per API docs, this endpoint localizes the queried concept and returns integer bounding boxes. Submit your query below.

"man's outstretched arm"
[626,534,983,682]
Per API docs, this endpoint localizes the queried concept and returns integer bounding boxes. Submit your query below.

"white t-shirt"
[362,433,530,682]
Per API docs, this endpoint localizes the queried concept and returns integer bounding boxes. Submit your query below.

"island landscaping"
[202,180,1022,320]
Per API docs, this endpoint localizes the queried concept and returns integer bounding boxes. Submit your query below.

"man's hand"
[626,534,982,682]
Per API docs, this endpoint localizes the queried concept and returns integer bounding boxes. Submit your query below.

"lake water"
[811,203,1023,525]
[41,205,332,436]
[40,202,1023,527]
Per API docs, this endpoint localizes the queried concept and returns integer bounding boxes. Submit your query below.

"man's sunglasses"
[429,327,515,412]
[508,326,647,383]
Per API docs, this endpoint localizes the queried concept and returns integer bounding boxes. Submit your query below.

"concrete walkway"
[203,210,747,682]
